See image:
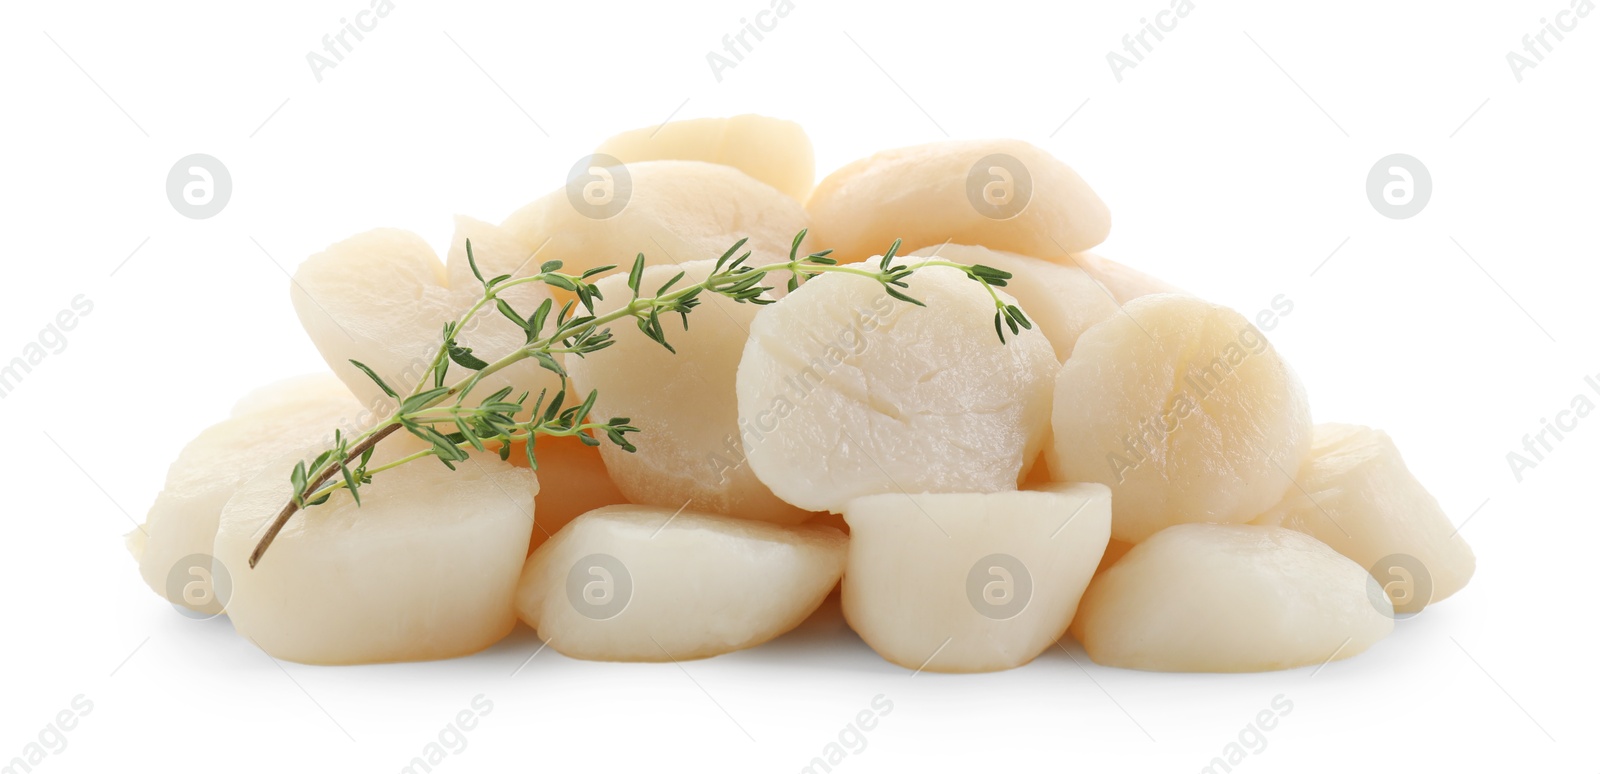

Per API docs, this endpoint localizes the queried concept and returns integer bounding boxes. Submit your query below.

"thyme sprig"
[249,231,1026,568]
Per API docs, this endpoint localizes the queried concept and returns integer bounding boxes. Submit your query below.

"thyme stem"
[249,231,1025,568]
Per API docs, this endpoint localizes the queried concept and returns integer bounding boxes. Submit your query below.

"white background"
[1,0,1596,771]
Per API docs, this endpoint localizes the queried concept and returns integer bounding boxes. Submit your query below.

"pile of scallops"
[128,115,1474,672]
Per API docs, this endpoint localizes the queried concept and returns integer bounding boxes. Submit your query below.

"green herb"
[248,231,1027,567]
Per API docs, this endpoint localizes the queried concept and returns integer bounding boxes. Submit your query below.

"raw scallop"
[130,377,362,614]
[736,264,1057,513]
[291,225,558,415]
[1254,423,1475,611]
[500,160,810,287]
[1049,294,1312,543]
[842,484,1111,672]
[515,504,845,661]
[594,114,814,201]
[214,436,536,664]
[1074,524,1393,672]
[806,139,1110,263]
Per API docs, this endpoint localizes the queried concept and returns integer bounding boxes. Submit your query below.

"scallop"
[1074,524,1394,672]
[515,504,845,661]
[290,225,558,415]
[129,377,362,614]
[594,114,815,201]
[1253,423,1475,612]
[213,436,536,664]
[1048,294,1312,543]
[565,260,808,523]
[911,244,1119,361]
[736,264,1057,513]
[291,228,450,411]
[842,484,1111,673]
[500,160,810,286]
[805,139,1110,264]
